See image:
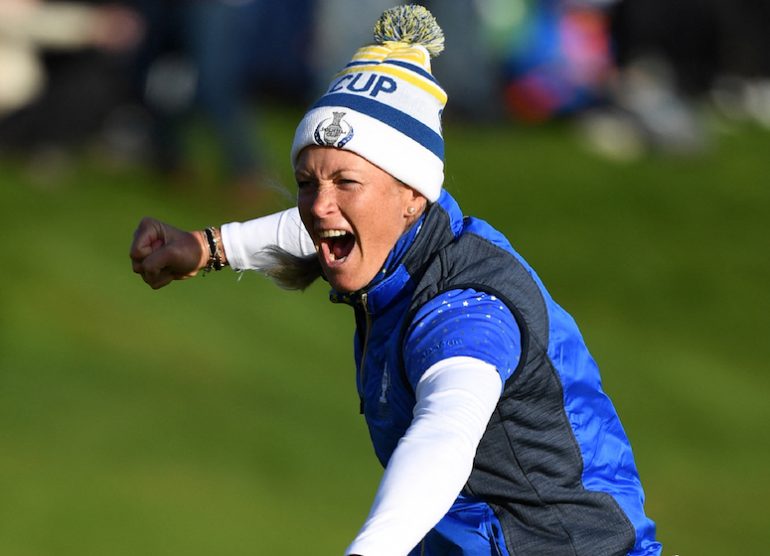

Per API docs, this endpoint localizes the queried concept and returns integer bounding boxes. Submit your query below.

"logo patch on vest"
[314,111,354,148]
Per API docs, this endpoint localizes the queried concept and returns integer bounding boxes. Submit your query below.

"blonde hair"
[261,247,323,291]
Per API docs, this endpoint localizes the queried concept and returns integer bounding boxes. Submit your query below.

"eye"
[296,179,314,190]
[337,177,360,188]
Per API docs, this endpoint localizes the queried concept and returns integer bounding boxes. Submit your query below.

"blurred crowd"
[1,0,769,187]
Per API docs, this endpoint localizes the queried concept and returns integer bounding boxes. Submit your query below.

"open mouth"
[318,229,355,263]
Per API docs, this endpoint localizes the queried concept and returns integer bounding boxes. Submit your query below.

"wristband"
[202,227,225,273]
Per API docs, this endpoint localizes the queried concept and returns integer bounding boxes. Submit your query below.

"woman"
[130,6,661,555]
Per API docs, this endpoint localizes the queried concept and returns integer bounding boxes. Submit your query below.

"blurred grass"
[1,105,769,555]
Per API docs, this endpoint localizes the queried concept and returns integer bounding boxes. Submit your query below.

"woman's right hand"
[129,217,208,289]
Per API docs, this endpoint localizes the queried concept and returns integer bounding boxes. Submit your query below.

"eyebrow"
[295,168,364,179]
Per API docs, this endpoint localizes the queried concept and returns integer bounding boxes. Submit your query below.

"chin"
[328,277,363,294]
[325,268,372,294]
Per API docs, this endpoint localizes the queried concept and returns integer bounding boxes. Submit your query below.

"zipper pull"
[359,397,365,414]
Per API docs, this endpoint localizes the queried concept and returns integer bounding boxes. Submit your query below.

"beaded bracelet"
[202,226,224,273]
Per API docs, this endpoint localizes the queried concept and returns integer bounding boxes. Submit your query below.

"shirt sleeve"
[219,207,316,271]
[345,356,502,556]
[403,289,522,389]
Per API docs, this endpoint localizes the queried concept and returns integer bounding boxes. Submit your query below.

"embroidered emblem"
[314,111,354,148]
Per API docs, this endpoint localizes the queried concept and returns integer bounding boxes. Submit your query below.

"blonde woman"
[131,6,661,555]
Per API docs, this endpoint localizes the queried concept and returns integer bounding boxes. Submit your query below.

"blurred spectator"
[578,0,770,160]
[0,0,143,158]
[500,0,614,123]
[311,0,401,96]
[411,0,613,123]
[130,0,315,198]
[611,0,770,100]
[610,0,770,125]
[423,0,505,121]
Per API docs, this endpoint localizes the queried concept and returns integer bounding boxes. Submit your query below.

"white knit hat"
[291,5,447,202]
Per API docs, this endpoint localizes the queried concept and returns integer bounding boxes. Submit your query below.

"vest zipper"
[358,292,371,414]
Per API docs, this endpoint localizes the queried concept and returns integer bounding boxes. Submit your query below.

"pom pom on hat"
[373,4,445,58]
[291,4,448,202]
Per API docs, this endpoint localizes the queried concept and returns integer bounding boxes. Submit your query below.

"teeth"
[318,229,349,238]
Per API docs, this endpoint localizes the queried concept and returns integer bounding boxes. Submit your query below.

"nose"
[309,183,338,220]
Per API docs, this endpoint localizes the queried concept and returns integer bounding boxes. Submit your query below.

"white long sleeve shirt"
[220,208,315,271]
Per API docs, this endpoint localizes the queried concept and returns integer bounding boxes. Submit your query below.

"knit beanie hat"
[291,5,447,202]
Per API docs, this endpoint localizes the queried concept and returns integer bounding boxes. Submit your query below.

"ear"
[400,184,426,206]
[409,187,425,203]
[401,186,427,221]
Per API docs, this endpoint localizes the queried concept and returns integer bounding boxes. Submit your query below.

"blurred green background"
[1,106,769,555]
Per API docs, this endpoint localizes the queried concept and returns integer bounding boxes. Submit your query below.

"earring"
[407,206,416,215]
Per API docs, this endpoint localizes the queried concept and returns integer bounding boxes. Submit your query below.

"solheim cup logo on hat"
[314,111,354,148]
